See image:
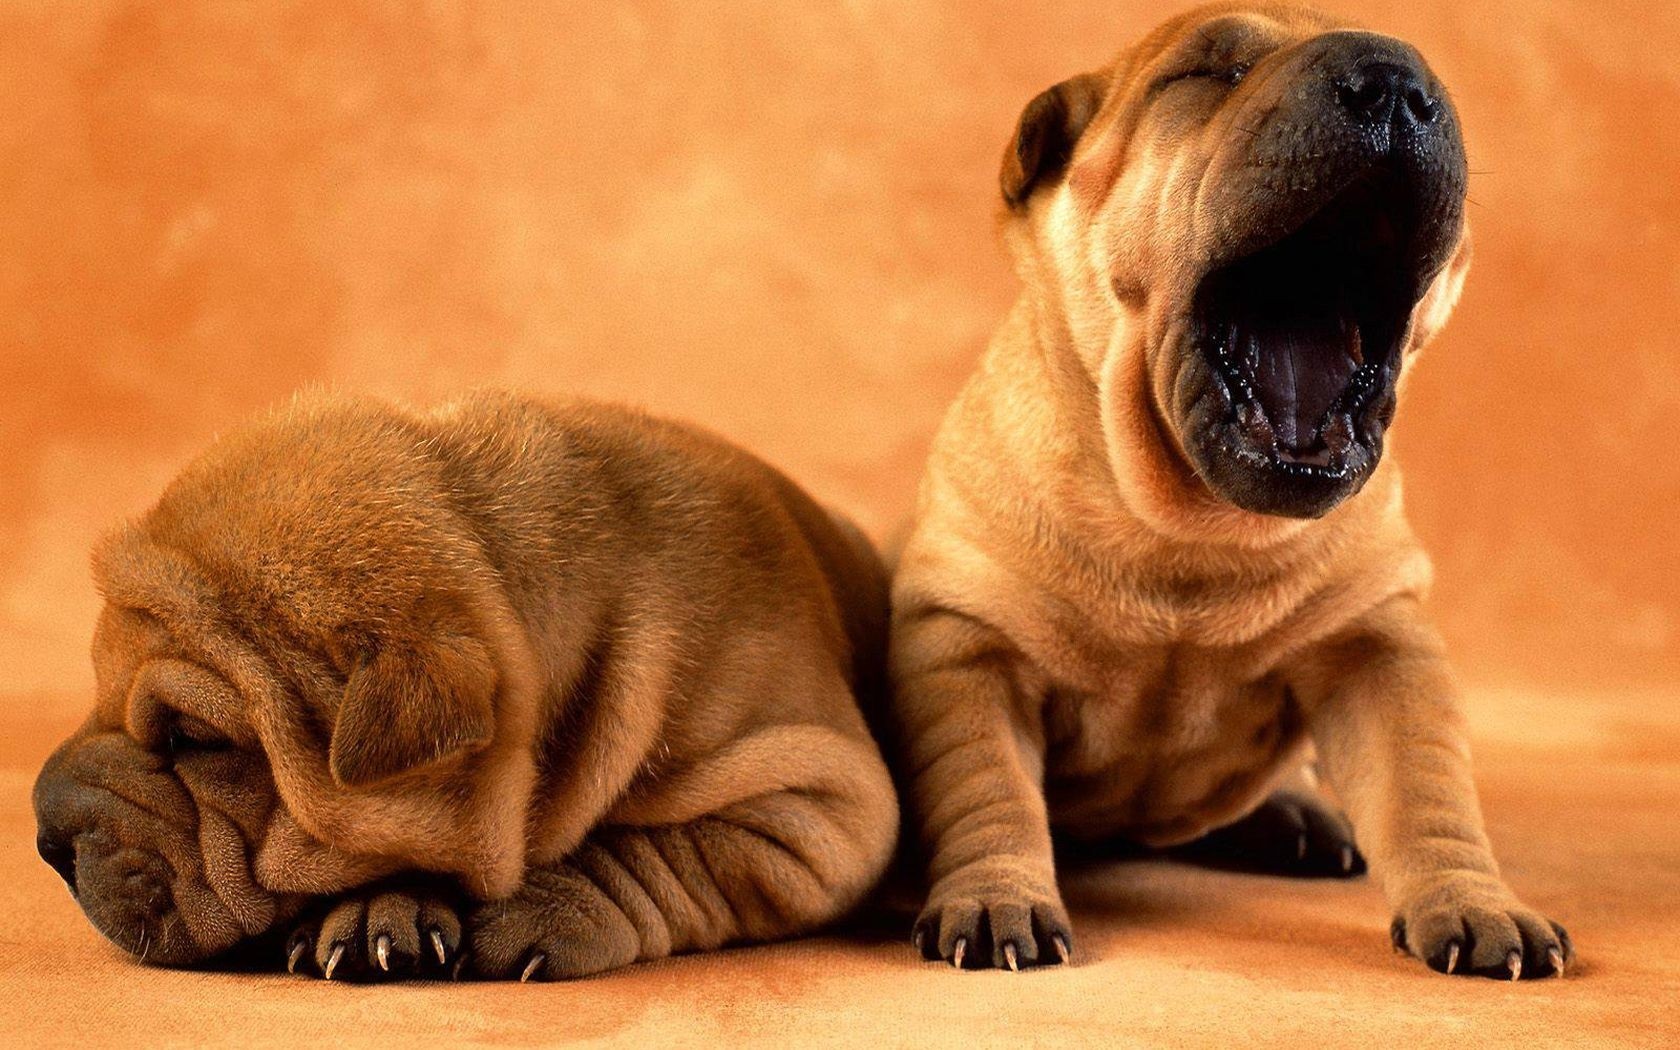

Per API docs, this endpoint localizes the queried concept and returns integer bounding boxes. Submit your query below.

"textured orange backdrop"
[3,0,1677,708]
[3,4,1679,1045]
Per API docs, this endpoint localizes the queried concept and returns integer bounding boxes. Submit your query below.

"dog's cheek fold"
[167,866,243,956]
[197,805,277,936]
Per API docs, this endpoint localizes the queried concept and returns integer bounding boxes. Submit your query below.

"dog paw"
[286,882,464,982]
[1390,878,1572,980]
[912,865,1072,971]
[466,866,640,981]
[1181,789,1367,878]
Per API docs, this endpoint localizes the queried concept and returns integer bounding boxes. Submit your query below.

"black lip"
[1181,161,1443,518]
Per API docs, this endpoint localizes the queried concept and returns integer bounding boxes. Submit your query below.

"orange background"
[3,0,1678,701]
[2,3,1678,1044]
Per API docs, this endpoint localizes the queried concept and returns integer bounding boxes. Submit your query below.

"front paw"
[286,881,464,982]
[1391,876,1573,980]
[912,862,1072,971]
[466,866,640,981]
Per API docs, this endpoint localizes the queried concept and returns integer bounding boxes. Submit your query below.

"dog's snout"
[37,830,79,894]
[1309,32,1446,141]
[1336,61,1439,130]
[34,746,83,895]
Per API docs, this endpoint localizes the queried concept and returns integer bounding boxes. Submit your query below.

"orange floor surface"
[4,686,1676,1047]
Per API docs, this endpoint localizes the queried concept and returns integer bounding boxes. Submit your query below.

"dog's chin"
[1174,166,1449,520]
[1183,407,1386,519]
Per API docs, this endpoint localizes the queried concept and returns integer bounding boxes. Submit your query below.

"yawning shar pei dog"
[888,3,1572,978]
[34,392,897,981]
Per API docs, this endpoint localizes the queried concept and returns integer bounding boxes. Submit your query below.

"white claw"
[430,929,448,965]
[951,937,967,970]
[376,934,391,972]
[912,929,924,953]
[1053,935,1072,965]
[286,939,307,974]
[1445,942,1460,975]
[520,953,545,983]
[323,943,345,981]
[1548,947,1565,977]
[1508,950,1523,982]
[1003,943,1019,972]
[1340,846,1355,872]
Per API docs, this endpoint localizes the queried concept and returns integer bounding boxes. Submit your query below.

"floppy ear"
[328,626,497,788]
[1000,72,1108,207]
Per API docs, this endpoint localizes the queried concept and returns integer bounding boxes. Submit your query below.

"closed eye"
[165,715,232,756]
[1155,62,1252,92]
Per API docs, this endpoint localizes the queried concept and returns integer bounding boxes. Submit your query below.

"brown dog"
[887,3,1572,978]
[33,391,898,980]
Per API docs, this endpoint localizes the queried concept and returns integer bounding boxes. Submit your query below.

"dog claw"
[951,937,967,970]
[1053,934,1071,965]
[520,953,545,983]
[912,929,924,953]
[375,934,391,972]
[286,937,307,974]
[1507,950,1522,981]
[1548,947,1565,977]
[1444,942,1460,975]
[430,929,448,965]
[1340,845,1354,873]
[1003,943,1019,972]
[1296,833,1308,860]
[323,943,345,981]
[450,953,469,982]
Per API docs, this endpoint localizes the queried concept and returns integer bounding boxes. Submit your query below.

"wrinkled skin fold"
[35,392,899,978]
[884,2,1572,980]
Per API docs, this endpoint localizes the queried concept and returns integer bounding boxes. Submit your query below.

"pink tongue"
[1246,311,1362,448]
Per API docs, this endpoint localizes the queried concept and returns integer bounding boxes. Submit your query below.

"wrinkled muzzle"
[33,732,285,965]
[1172,30,1468,518]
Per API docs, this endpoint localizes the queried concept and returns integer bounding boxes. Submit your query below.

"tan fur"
[34,391,898,979]
[887,3,1570,976]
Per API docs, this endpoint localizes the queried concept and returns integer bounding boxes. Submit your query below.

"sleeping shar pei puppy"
[34,392,897,981]
[888,3,1572,979]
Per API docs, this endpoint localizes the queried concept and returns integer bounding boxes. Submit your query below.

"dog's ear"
[328,615,497,789]
[1000,73,1108,207]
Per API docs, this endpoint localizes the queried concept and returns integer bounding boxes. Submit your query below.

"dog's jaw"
[1017,21,1469,530]
[1098,308,1323,547]
[1015,178,1317,548]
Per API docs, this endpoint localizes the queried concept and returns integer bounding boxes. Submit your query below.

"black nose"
[1335,60,1440,130]
[36,832,78,895]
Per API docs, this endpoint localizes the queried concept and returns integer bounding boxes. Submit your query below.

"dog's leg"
[1176,765,1367,878]
[1298,597,1571,979]
[889,609,1069,970]
[464,760,896,981]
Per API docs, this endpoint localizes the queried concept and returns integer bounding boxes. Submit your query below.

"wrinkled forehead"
[1116,5,1354,112]
[90,602,169,715]
[1132,3,1350,68]
[89,603,252,740]
[1065,5,1355,209]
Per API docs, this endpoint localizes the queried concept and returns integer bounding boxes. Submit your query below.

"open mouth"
[1192,169,1424,480]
